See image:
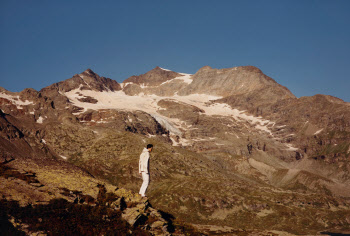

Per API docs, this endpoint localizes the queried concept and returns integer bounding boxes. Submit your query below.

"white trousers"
[139,172,149,197]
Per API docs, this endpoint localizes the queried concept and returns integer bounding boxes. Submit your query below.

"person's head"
[147,144,153,152]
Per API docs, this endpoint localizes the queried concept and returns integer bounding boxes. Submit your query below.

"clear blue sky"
[1,0,349,101]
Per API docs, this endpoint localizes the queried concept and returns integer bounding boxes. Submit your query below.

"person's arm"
[139,154,143,174]
[140,153,149,174]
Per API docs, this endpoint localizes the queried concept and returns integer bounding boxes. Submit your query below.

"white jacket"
[139,148,150,174]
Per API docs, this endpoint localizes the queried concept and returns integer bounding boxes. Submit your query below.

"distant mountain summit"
[41,68,121,94]
[120,65,295,106]
[36,65,295,107]
[123,66,183,86]
[178,65,295,100]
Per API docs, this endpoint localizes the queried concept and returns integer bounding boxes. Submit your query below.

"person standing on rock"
[139,144,153,198]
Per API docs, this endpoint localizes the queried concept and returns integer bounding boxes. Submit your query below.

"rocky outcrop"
[243,94,350,162]
[157,99,204,123]
[123,66,183,86]
[40,69,121,96]
[123,80,191,97]
[215,86,296,116]
[77,109,170,138]
[77,95,99,104]
[0,110,24,140]
[0,162,186,236]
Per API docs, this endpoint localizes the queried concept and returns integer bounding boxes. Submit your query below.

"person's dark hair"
[147,144,153,149]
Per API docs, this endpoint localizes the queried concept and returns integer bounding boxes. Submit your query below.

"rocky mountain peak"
[178,65,295,100]
[197,65,212,72]
[196,65,261,74]
[0,87,9,93]
[41,69,121,94]
[19,88,40,101]
[311,94,347,104]
[81,68,96,76]
[237,65,263,73]
[153,66,168,72]
[123,66,183,86]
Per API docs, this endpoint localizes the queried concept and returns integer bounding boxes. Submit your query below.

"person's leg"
[139,172,149,197]
[139,173,143,195]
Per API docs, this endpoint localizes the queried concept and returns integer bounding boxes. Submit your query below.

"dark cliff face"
[0,110,56,161]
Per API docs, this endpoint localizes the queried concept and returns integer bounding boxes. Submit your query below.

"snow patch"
[63,89,276,142]
[96,121,108,124]
[120,82,134,89]
[191,102,275,135]
[103,85,111,92]
[256,124,273,136]
[176,74,193,84]
[314,129,324,135]
[285,143,298,151]
[0,93,34,109]
[170,136,179,146]
[81,77,92,89]
[140,83,148,89]
[160,74,193,85]
[170,135,191,146]
[175,74,193,84]
[193,137,215,142]
[151,113,182,136]
[159,67,172,72]
[179,138,191,146]
[37,116,44,124]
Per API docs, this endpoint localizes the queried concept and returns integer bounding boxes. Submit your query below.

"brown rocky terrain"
[122,67,193,97]
[123,66,183,87]
[1,65,349,235]
[178,66,295,99]
[42,68,121,93]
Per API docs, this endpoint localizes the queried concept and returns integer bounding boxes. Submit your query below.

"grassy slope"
[64,130,350,235]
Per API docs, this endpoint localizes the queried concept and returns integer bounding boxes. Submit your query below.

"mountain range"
[1,65,350,235]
